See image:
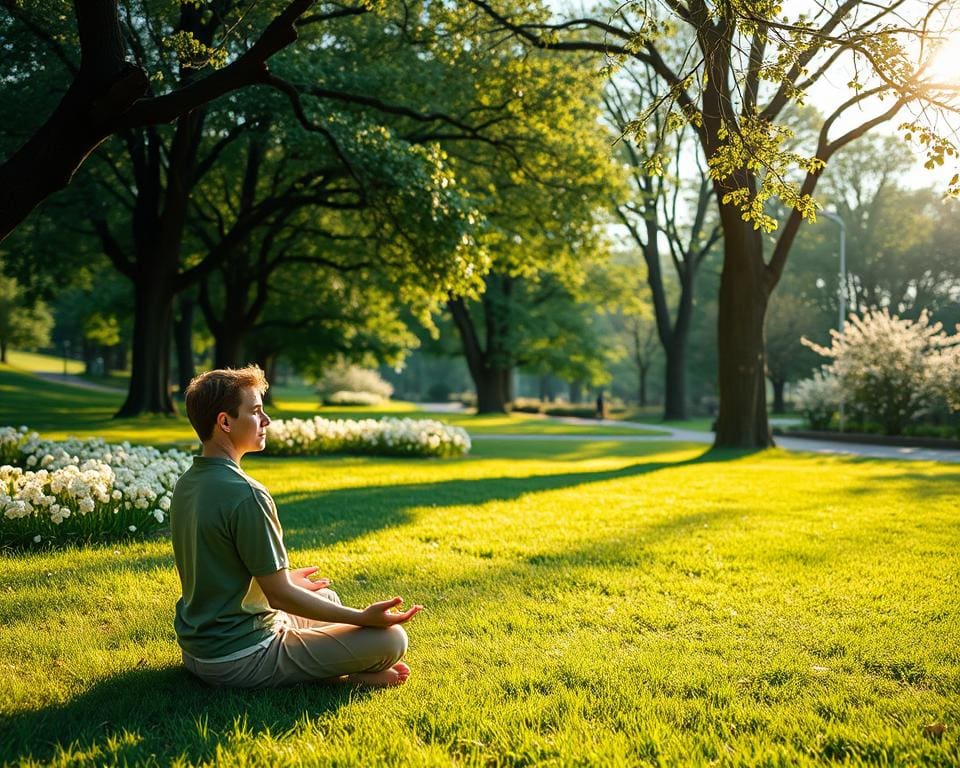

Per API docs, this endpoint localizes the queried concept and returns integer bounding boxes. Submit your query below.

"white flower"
[33,534,41,543]
[264,416,470,458]
[128,525,137,532]
[1,432,192,541]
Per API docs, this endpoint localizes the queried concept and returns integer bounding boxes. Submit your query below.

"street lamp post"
[820,209,847,431]
[820,209,847,330]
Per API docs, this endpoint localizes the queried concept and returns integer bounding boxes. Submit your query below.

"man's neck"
[201,438,242,464]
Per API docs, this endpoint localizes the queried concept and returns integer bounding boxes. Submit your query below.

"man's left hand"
[290,565,331,591]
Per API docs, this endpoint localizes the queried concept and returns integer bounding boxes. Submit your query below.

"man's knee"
[382,624,408,660]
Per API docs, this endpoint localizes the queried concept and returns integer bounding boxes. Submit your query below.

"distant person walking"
[170,365,421,689]
[595,391,605,420]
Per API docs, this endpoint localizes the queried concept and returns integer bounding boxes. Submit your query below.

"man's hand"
[290,565,331,591]
[359,597,423,627]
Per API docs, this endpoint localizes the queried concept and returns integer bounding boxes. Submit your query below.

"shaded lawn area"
[2,438,958,766]
[0,365,664,445]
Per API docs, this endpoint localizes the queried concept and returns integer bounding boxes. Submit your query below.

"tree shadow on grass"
[842,467,960,501]
[0,664,365,766]
[0,446,756,764]
[274,447,751,547]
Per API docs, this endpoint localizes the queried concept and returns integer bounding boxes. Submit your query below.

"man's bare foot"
[345,662,411,688]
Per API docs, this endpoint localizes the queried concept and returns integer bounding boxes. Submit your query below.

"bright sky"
[543,0,960,193]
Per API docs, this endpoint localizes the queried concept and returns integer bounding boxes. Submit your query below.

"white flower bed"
[265,417,471,458]
[0,426,192,547]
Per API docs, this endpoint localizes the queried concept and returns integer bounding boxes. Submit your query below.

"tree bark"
[713,218,773,448]
[173,291,196,399]
[0,340,7,363]
[663,339,686,420]
[0,1,147,241]
[214,329,247,369]
[447,294,511,414]
[0,0,320,243]
[771,378,786,415]
[116,273,175,416]
[475,365,512,413]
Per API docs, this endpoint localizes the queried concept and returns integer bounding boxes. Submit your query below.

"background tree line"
[2,1,958,442]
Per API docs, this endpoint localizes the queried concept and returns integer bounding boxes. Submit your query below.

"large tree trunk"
[113,108,204,417]
[475,365,512,413]
[637,363,647,407]
[173,292,196,399]
[663,342,686,420]
[0,0,321,243]
[713,221,773,448]
[0,2,147,242]
[0,340,7,363]
[662,272,694,420]
[771,379,786,415]
[447,292,513,414]
[116,276,175,416]
[213,329,247,369]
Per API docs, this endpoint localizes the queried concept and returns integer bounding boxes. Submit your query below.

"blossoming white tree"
[802,309,960,435]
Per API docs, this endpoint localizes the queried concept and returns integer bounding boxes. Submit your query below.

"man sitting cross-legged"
[171,365,422,688]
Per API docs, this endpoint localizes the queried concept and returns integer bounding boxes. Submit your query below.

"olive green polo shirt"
[170,456,288,660]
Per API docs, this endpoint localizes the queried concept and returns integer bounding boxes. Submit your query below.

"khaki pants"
[182,589,408,688]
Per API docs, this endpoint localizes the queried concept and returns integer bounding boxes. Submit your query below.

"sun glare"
[924,31,960,84]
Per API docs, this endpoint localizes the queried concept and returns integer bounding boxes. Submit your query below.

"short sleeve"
[231,487,289,576]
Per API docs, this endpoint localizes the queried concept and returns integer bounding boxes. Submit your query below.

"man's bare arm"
[256,569,422,627]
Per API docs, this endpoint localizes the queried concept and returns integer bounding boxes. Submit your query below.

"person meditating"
[171,365,421,688]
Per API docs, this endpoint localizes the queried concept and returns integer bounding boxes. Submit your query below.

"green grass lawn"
[4,349,86,375]
[2,431,959,764]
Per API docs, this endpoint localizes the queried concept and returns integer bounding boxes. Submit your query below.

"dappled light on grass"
[2,434,959,764]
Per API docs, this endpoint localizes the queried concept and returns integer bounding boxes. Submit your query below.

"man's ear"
[218,412,231,432]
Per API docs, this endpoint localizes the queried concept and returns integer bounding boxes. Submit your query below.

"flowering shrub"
[0,426,192,548]
[265,417,470,458]
[793,371,842,430]
[316,365,393,402]
[323,390,385,406]
[803,309,960,435]
[928,345,960,415]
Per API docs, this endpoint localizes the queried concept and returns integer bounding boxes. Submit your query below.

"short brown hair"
[184,365,269,442]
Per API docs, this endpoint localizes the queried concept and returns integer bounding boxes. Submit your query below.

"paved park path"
[468,415,960,464]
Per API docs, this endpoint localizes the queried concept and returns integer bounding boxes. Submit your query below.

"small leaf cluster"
[163,30,228,70]
[710,118,823,231]
[899,122,959,197]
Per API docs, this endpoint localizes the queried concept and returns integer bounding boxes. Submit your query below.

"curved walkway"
[471,417,960,463]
